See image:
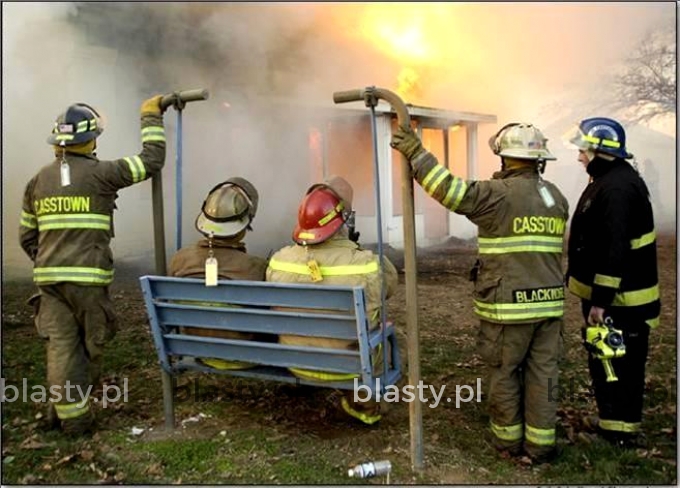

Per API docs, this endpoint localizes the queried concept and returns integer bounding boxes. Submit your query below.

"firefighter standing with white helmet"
[169,177,268,370]
[19,95,167,435]
[391,123,569,463]
[564,117,660,447]
[266,176,398,425]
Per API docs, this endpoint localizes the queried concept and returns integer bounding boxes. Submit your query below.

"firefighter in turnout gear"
[169,177,268,370]
[391,123,569,463]
[19,96,167,434]
[266,177,398,425]
[565,117,660,447]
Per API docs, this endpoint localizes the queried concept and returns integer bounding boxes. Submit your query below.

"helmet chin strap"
[343,209,360,243]
[536,160,546,174]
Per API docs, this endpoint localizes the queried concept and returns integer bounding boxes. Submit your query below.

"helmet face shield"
[563,117,633,159]
[561,125,590,151]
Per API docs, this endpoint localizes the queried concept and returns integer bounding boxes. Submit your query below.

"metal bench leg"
[161,370,175,430]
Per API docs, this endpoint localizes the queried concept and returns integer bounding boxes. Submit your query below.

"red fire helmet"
[293,186,346,245]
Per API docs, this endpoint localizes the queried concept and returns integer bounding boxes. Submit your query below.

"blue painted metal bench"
[139,275,402,428]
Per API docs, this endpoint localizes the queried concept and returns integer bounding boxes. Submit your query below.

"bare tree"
[611,22,676,123]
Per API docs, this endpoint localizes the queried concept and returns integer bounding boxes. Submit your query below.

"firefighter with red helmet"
[565,117,660,447]
[266,176,398,425]
[391,123,569,463]
[169,177,268,370]
[19,96,167,434]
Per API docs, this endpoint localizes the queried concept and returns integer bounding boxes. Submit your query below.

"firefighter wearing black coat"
[565,117,660,447]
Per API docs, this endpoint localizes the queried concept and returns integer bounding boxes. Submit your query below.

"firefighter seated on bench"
[169,177,269,370]
[266,176,398,425]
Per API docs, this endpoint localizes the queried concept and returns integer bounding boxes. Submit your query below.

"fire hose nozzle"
[160,88,210,111]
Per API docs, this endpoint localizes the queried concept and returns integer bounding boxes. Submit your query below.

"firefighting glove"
[390,125,426,163]
[140,95,164,116]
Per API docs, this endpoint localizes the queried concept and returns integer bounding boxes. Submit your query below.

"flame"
[357,4,444,64]
[396,67,421,100]
[354,5,449,103]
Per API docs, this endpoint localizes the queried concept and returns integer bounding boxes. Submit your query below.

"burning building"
[296,102,497,247]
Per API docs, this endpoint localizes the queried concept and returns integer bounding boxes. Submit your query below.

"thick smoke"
[3,2,675,280]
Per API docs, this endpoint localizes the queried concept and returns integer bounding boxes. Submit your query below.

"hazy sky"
[2,2,675,278]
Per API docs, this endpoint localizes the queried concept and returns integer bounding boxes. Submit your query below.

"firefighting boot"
[61,410,95,438]
[40,403,62,432]
[340,394,382,425]
[490,436,523,458]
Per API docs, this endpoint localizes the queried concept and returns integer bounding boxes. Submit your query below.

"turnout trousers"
[580,301,650,439]
[35,283,117,433]
[477,318,563,458]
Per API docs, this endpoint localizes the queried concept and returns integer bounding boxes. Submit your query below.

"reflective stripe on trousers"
[491,421,523,442]
[525,424,556,446]
[341,396,381,425]
[54,397,90,420]
[599,419,641,433]
[287,343,383,382]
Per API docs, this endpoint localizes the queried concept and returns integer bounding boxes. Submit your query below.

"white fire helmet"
[489,123,556,161]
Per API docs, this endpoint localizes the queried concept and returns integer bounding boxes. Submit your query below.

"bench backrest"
[139,275,378,385]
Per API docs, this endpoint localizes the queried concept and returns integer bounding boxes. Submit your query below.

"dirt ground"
[1,233,676,484]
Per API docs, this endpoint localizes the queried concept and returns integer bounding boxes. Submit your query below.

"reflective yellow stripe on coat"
[37,213,110,231]
[474,299,564,321]
[568,277,659,308]
[478,235,563,254]
[20,210,37,229]
[268,259,379,277]
[123,156,146,183]
[34,267,114,284]
[141,125,166,143]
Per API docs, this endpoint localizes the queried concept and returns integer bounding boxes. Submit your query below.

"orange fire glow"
[354,4,450,103]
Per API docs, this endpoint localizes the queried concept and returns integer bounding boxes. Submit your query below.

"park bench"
[138,275,402,428]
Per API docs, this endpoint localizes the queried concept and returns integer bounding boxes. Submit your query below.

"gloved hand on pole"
[390,125,426,163]
[141,95,165,116]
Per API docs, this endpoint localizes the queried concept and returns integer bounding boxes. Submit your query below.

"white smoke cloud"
[3,2,675,279]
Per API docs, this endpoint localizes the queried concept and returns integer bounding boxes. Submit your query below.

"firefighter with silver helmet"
[19,95,167,435]
[391,123,569,463]
[266,176,398,425]
[169,177,268,370]
[564,117,660,447]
